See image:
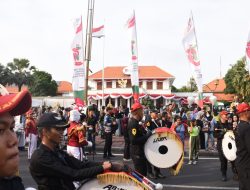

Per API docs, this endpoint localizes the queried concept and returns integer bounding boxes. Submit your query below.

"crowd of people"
[1,89,250,190]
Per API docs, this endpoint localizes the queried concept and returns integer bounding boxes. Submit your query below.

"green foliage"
[0,63,11,85]
[29,71,58,96]
[224,57,250,101]
[6,58,35,91]
[172,77,198,92]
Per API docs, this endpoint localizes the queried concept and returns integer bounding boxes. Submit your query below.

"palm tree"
[7,58,36,91]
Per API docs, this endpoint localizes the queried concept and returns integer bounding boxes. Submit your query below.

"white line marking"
[162,184,238,190]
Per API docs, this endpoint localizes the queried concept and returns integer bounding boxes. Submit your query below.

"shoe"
[187,161,193,165]
[221,175,227,182]
[148,173,156,179]
[108,154,116,157]
[192,160,197,165]
[123,158,132,162]
[156,173,165,178]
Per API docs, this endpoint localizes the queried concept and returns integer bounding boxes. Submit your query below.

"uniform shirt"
[236,120,250,170]
[30,144,104,190]
[128,117,148,156]
[215,121,232,140]
[67,121,87,147]
[0,176,24,190]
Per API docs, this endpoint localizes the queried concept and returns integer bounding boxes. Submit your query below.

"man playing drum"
[215,110,237,181]
[128,103,151,176]
[235,103,250,190]
[29,112,114,190]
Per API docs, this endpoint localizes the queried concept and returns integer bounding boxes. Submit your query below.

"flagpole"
[84,0,95,106]
[102,22,106,106]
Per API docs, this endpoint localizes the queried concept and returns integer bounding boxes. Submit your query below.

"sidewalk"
[95,135,219,157]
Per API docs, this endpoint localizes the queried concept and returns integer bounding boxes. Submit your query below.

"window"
[127,80,131,88]
[97,81,102,90]
[139,81,143,87]
[157,81,163,89]
[106,81,112,88]
[147,81,152,89]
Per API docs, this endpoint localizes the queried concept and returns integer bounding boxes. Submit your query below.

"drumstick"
[131,172,154,190]
[132,170,163,190]
[152,119,160,128]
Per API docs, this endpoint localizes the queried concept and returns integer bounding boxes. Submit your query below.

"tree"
[172,77,198,92]
[6,58,36,91]
[0,63,11,85]
[29,70,58,96]
[224,57,250,101]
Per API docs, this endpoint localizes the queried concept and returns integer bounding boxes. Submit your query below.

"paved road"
[19,151,239,190]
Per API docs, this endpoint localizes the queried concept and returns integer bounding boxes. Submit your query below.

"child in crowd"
[188,119,200,165]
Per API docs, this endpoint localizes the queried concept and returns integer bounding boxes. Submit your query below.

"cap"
[131,103,143,112]
[237,103,250,114]
[0,89,32,116]
[37,113,69,128]
[219,110,228,116]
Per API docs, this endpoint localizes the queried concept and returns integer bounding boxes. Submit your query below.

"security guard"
[215,110,236,181]
[128,103,151,176]
[29,112,115,190]
[235,103,250,190]
[145,110,165,179]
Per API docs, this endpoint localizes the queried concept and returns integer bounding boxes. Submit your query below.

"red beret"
[0,89,32,116]
[131,103,143,112]
[219,110,228,116]
[237,103,250,114]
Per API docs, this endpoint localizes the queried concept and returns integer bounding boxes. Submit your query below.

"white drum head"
[78,178,144,190]
[222,131,237,161]
[144,132,183,168]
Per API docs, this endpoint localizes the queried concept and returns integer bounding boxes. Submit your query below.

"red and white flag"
[71,16,85,106]
[126,11,139,103]
[92,25,104,38]
[245,31,250,73]
[182,13,203,108]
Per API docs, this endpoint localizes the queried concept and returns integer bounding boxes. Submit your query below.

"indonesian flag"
[92,25,104,38]
[71,16,85,107]
[182,13,203,108]
[126,11,139,103]
[246,31,250,73]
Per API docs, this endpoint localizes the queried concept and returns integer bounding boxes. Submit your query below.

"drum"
[78,172,148,190]
[222,130,237,161]
[144,127,184,174]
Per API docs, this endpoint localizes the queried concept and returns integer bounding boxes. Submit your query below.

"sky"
[0,0,250,88]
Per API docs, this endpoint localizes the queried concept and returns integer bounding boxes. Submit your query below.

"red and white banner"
[71,16,85,106]
[92,25,104,38]
[246,30,250,73]
[182,13,203,108]
[126,11,140,103]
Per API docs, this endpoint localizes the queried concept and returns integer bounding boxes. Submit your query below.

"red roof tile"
[57,81,72,93]
[203,79,226,93]
[5,85,28,94]
[89,66,174,79]
[214,93,234,102]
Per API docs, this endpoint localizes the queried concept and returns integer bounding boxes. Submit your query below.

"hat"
[0,89,31,116]
[131,103,143,112]
[219,110,228,116]
[37,113,69,128]
[237,103,250,114]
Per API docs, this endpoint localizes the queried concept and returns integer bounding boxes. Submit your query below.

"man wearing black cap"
[235,103,250,190]
[29,112,113,190]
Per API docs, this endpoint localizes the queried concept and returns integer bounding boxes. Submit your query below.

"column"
[115,98,118,108]
[98,100,101,110]
[127,98,131,109]
[154,99,157,107]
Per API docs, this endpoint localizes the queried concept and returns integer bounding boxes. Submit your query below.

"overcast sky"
[0,0,250,88]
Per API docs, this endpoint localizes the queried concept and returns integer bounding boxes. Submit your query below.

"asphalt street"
[19,151,239,190]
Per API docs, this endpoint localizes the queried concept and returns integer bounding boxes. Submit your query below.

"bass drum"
[144,127,183,169]
[77,172,148,190]
[222,130,237,161]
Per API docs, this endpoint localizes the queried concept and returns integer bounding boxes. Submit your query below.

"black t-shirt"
[236,120,250,170]
[0,176,24,190]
